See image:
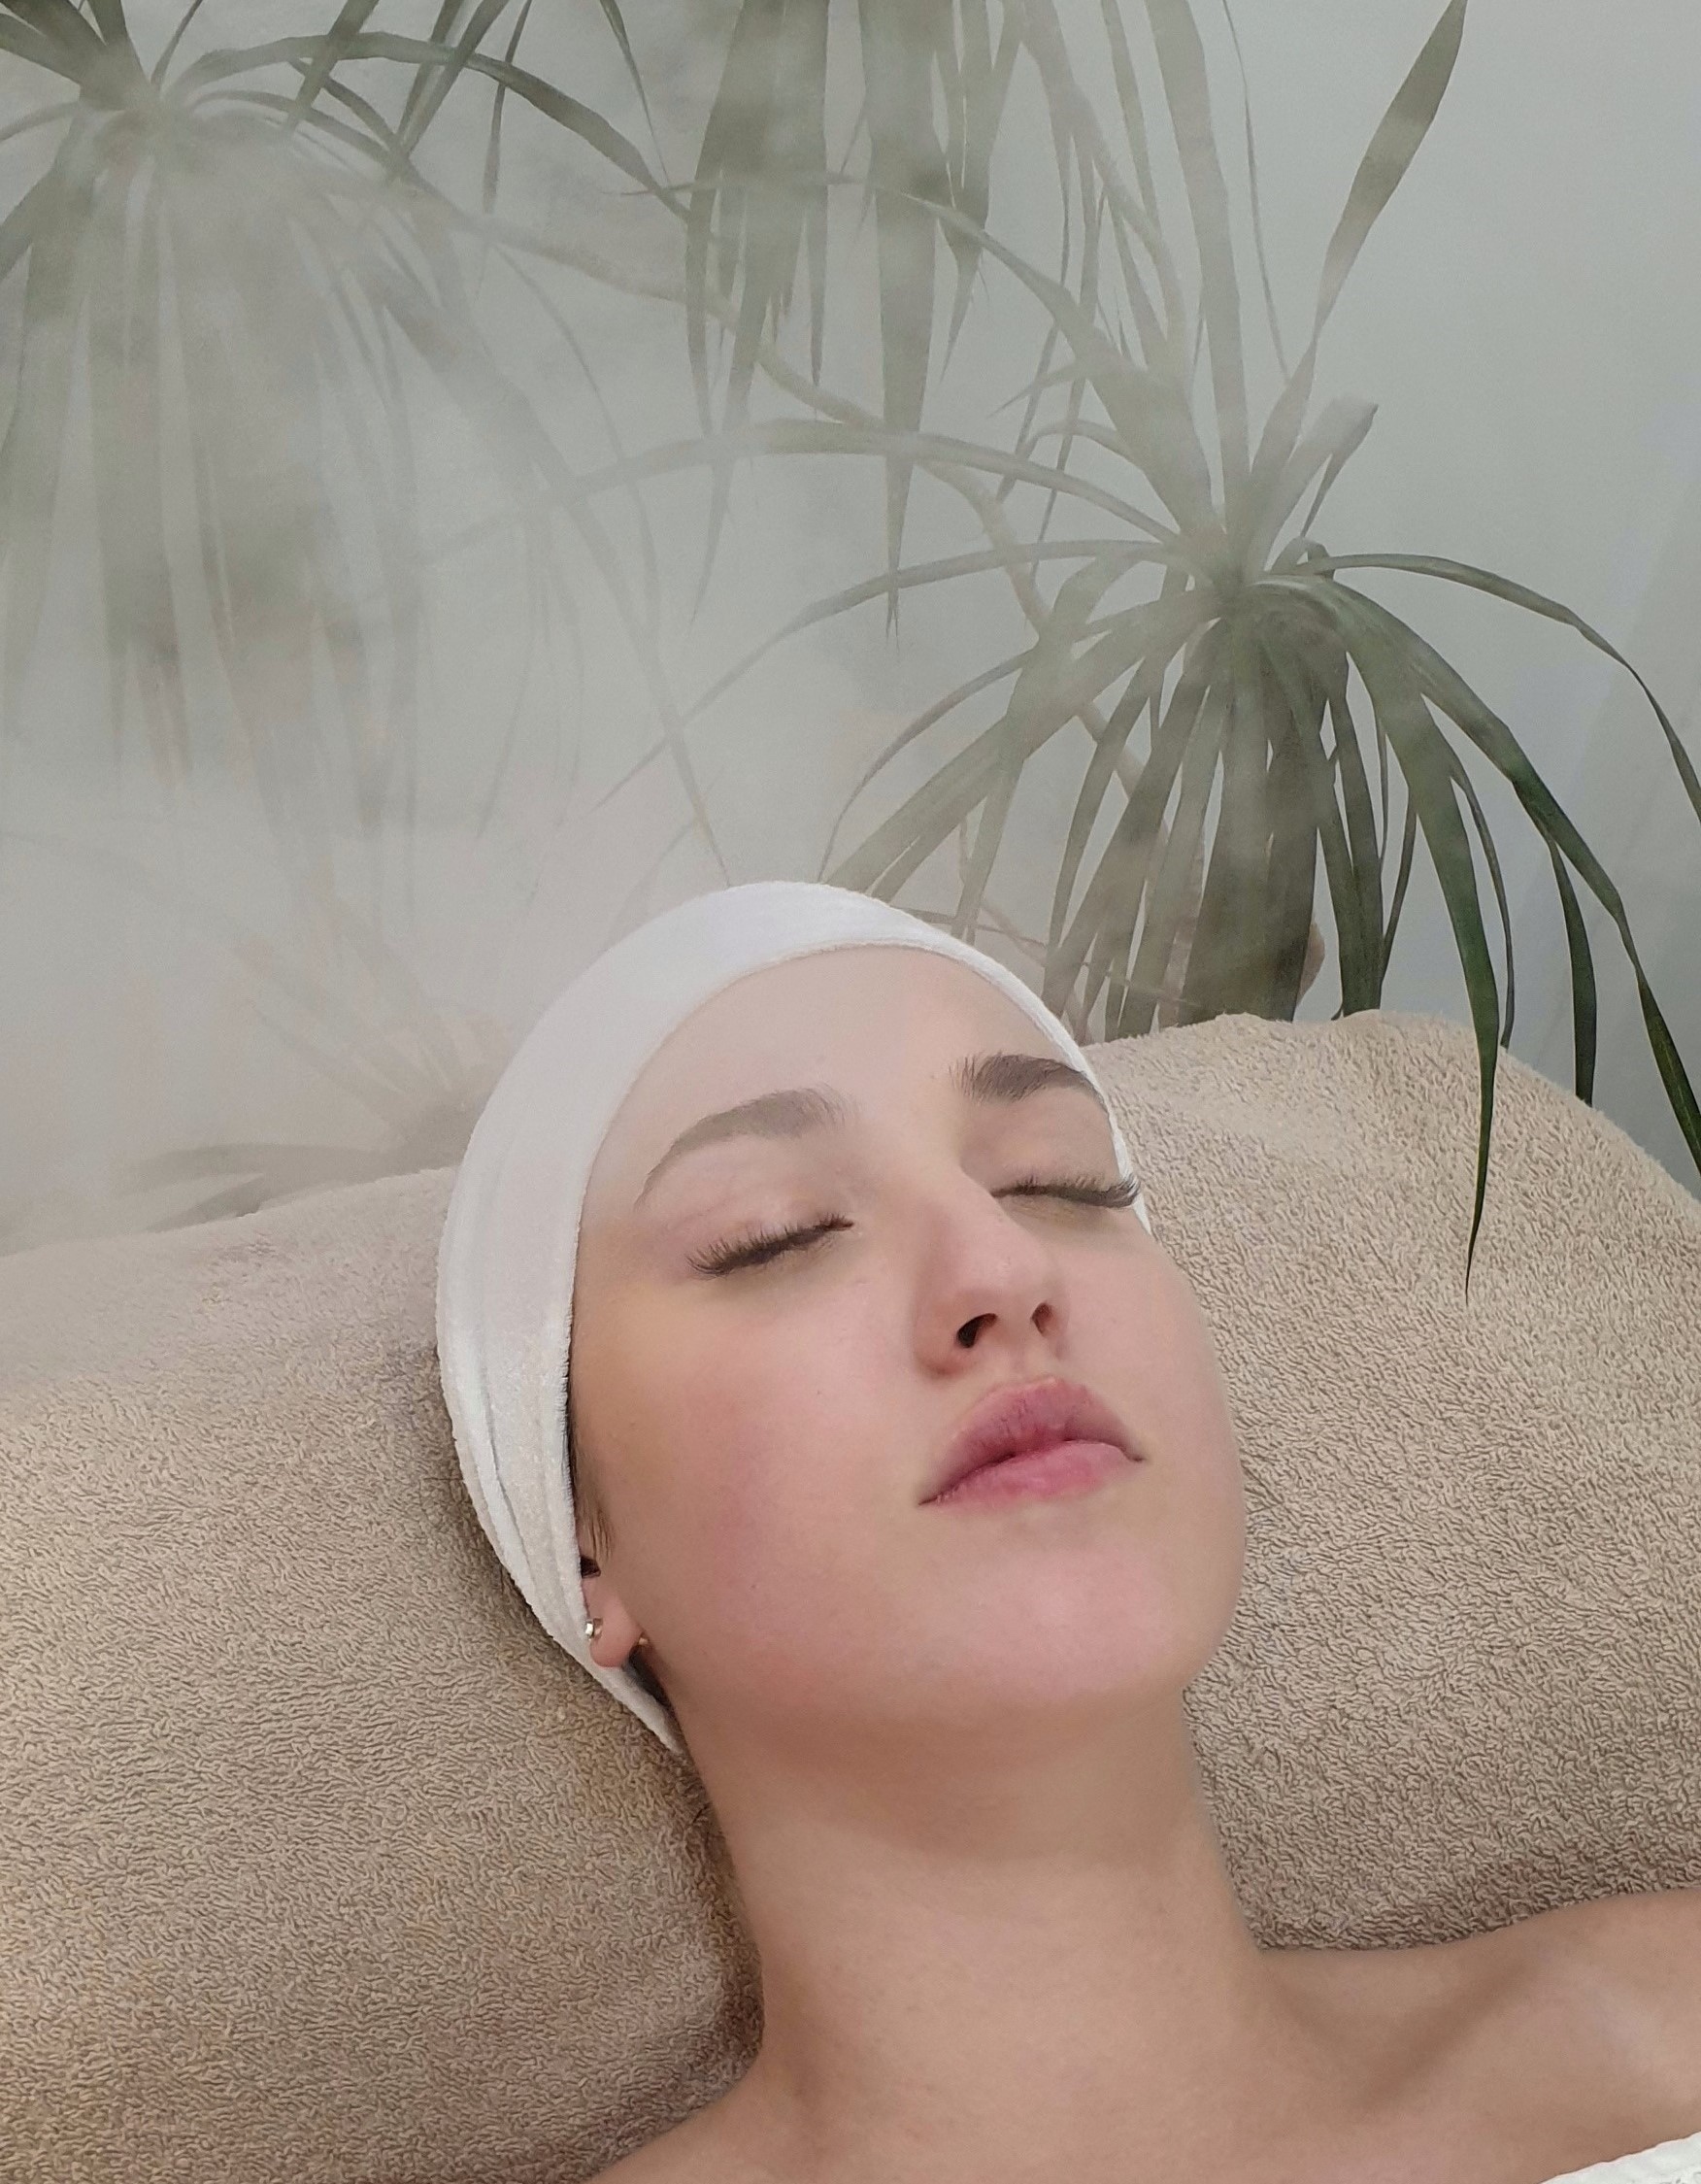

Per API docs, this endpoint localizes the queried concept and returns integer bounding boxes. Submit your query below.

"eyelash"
[685,1171,1142,1277]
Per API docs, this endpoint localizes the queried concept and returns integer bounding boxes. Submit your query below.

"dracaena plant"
[0,0,702,890]
[665,0,1701,1262]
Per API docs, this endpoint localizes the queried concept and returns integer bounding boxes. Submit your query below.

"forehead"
[584,946,1066,1202]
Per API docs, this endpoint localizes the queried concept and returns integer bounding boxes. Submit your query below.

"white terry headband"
[435,879,1149,1759]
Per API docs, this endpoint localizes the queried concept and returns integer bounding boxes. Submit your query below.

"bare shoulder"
[590,1901,1701,2178]
[579,2128,717,2184]
[578,2134,713,2184]
[578,2095,761,2184]
[578,2136,685,2184]
[1513,1884,1701,2097]
[1288,1892,1701,2175]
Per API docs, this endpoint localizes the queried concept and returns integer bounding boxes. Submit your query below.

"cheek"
[1152,1299,1242,1496]
[1091,1251,1239,1467]
[615,1287,884,1614]
[1074,1250,1248,1569]
[626,1335,891,1725]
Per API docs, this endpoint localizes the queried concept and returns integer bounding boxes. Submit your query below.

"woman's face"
[569,945,1246,1757]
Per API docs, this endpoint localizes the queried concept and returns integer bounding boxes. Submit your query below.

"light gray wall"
[1228,0,1701,1187]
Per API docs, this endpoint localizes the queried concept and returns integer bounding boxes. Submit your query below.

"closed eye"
[685,1171,1141,1278]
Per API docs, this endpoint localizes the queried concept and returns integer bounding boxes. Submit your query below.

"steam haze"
[2,0,1697,1252]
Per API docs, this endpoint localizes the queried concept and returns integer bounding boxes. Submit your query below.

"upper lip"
[922,1376,1138,1503]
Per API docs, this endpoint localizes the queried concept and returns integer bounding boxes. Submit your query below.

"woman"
[437,880,1701,2184]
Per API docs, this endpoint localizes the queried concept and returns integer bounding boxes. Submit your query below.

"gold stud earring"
[583,1617,602,1644]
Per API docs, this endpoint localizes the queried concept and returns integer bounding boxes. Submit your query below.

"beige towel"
[2,1011,1697,2184]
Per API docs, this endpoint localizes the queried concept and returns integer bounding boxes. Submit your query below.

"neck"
[685,1698,1351,2184]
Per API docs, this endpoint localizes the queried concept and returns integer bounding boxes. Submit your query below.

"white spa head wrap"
[436,879,1149,1759]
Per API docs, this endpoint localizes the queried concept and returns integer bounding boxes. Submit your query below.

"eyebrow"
[634,1050,1107,1209]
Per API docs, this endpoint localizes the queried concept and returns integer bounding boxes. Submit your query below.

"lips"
[922,1376,1137,1504]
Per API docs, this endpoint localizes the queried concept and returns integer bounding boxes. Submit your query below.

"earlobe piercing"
[583,1617,602,1644]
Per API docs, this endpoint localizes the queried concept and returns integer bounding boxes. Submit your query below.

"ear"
[578,1564,647,1669]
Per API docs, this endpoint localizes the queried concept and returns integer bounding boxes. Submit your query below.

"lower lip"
[928,1439,1133,1507]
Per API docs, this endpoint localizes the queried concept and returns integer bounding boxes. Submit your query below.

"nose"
[911,1166,1068,1367]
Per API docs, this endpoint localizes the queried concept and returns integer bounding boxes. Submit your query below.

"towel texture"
[2,1010,1698,2184]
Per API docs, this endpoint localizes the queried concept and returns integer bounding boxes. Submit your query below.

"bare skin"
[590,1899,1701,2183]
[564,945,1701,2184]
